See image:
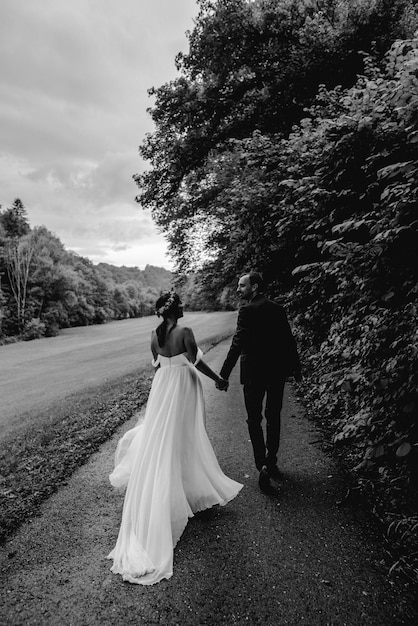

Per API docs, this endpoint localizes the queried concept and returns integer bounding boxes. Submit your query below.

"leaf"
[353,459,374,472]
[334,423,357,442]
[395,442,412,458]
[382,291,395,303]
[377,161,414,181]
[374,444,385,458]
[321,240,360,258]
[331,220,370,235]
[364,446,375,460]
[291,262,322,276]
[372,227,409,243]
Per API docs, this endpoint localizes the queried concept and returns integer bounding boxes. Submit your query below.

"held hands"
[215,376,229,392]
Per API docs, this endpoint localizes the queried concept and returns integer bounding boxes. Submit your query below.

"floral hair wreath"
[156,292,178,317]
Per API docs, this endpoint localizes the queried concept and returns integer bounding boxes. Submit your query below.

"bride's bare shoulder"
[181,326,197,350]
[179,326,195,338]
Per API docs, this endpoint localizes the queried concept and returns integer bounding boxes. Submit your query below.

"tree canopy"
[135,0,417,275]
[0,206,172,340]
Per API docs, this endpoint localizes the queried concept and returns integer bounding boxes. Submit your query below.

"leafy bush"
[21,318,46,341]
[283,36,418,582]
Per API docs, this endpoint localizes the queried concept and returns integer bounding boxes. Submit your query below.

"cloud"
[76,151,141,204]
[24,150,140,207]
[0,0,198,269]
[0,0,198,162]
[69,206,156,243]
[0,151,170,268]
[69,214,171,268]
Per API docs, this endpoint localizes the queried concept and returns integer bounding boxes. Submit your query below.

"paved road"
[0,342,411,625]
[0,312,236,440]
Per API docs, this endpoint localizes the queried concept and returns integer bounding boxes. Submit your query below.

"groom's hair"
[248,271,264,291]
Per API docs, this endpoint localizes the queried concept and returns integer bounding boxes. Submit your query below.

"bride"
[107,291,243,585]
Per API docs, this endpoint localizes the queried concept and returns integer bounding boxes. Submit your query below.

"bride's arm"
[150,330,160,367]
[183,327,226,385]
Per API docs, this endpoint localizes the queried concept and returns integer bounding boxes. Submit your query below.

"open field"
[0,311,237,443]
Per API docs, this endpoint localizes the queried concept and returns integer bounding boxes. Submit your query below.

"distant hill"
[0,202,175,340]
[96,263,173,292]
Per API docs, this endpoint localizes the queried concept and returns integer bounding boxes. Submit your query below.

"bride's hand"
[216,377,229,392]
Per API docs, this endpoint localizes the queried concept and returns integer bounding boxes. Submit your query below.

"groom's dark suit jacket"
[220,294,301,385]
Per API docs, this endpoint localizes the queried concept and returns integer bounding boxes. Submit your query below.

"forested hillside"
[0,201,172,340]
[136,0,418,583]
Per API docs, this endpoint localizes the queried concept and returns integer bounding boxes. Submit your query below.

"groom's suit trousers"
[243,377,285,470]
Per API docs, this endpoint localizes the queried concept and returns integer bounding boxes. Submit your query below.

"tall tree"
[0,198,31,238]
[135,0,417,274]
[4,235,36,331]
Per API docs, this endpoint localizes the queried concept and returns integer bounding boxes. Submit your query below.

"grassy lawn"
[0,334,230,543]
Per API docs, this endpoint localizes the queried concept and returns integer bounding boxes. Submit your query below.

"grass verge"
[0,333,231,543]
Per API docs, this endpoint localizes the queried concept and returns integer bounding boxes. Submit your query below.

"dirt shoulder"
[0,341,415,625]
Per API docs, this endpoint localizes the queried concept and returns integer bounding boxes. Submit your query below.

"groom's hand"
[216,377,229,391]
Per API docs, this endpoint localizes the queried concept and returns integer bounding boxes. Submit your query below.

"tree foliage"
[135,0,418,581]
[0,198,30,239]
[0,208,172,341]
[135,0,417,262]
[285,38,418,580]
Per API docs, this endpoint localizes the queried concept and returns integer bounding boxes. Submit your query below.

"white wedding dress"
[107,349,243,585]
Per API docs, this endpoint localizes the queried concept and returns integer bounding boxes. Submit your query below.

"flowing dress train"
[107,350,243,585]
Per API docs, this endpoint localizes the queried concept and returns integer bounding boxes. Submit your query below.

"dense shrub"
[284,36,418,581]
[21,318,46,341]
[289,35,418,480]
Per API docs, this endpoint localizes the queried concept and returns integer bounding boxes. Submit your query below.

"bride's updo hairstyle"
[155,291,182,347]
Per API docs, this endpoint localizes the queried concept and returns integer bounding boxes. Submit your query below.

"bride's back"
[154,324,188,357]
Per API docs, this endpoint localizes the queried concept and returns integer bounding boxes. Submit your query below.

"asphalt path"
[0,340,411,625]
[0,312,236,442]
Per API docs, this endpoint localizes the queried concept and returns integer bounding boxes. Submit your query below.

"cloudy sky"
[0,0,199,269]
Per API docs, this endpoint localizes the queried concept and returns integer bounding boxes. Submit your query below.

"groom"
[217,272,301,493]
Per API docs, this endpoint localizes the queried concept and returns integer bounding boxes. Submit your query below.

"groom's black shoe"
[258,466,271,493]
[267,465,281,481]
